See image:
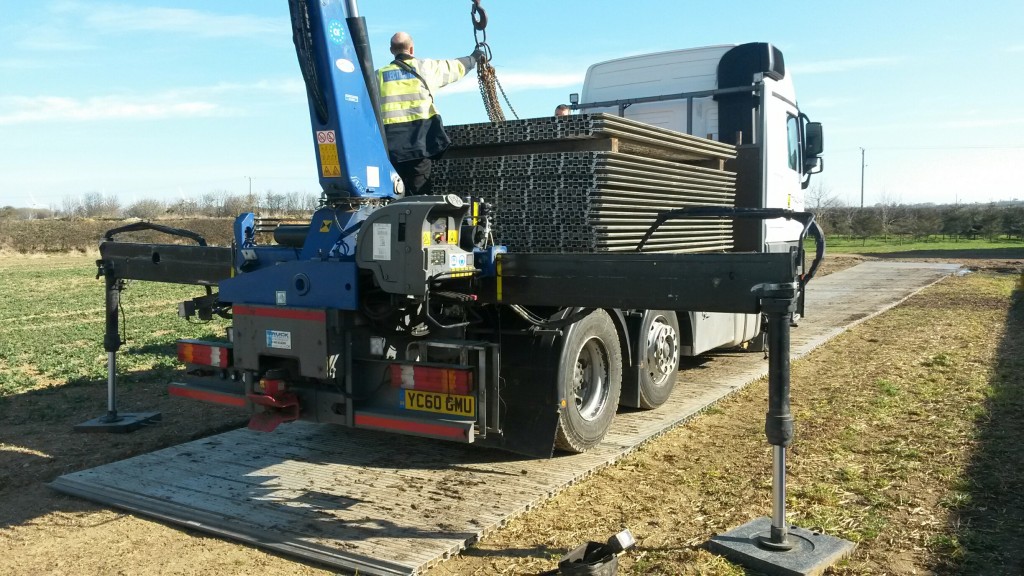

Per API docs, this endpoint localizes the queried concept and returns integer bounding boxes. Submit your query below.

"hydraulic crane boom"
[288,0,397,199]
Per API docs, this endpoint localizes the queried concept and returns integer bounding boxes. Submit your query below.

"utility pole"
[859,148,865,208]
[247,176,253,196]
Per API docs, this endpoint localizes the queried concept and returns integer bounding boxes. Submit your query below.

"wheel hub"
[573,337,609,422]
[645,317,679,384]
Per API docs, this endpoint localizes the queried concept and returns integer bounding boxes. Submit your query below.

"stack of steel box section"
[433,113,738,253]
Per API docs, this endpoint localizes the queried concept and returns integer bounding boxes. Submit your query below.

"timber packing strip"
[49,263,963,576]
[445,113,736,160]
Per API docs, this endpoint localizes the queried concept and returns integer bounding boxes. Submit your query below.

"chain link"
[475,51,519,123]
[477,60,505,123]
[470,1,517,123]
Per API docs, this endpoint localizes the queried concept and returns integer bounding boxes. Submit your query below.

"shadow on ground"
[945,276,1024,574]
[859,247,1024,261]
[0,371,247,529]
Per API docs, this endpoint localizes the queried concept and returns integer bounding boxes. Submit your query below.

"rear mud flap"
[492,329,561,458]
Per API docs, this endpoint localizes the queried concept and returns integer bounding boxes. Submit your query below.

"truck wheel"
[555,309,622,453]
[637,311,680,409]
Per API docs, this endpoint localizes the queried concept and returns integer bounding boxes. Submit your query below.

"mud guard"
[618,311,644,408]
[493,327,562,457]
[489,307,630,457]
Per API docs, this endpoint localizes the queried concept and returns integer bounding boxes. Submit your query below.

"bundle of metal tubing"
[434,116,738,253]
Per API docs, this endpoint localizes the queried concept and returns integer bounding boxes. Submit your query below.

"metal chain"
[492,67,519,121]
[477,60,505,123]
[470,0,517,122]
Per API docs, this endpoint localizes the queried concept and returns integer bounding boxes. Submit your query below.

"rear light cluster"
[389,364,474,395]
[177,340,231,368]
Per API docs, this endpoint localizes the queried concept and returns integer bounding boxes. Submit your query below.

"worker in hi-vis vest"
[377,32,482,195]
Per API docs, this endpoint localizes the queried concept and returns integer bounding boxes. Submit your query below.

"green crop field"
[809,235,1024,255]
[0,255,230,396]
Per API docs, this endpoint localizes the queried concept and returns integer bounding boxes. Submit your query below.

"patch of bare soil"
[0,260,1021,576]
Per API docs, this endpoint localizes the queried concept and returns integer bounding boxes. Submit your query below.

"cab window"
[786,115,800,172]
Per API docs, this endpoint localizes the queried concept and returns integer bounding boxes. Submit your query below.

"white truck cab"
[576,42,824,354]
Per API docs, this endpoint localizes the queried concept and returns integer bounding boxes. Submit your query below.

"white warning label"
[372,222,391,261]
[266,330,292,350]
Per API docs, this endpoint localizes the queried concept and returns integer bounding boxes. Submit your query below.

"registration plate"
[403,390,476,418]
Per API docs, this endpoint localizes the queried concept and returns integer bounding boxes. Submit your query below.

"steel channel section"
[432,147,738,254]
[483,251,799,314]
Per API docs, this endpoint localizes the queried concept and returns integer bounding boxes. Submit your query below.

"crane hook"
[471,0,488,31]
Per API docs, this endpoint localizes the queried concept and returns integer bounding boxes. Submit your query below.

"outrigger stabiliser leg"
[708,283,856,574]
[75,260,161,432]
[76,221,230,432]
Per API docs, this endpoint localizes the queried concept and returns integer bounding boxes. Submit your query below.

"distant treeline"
[1,191,320,221]
[3,190,1023,253]
[0,191,323,253]
[0,218,235,253]
[811,203,1024,242]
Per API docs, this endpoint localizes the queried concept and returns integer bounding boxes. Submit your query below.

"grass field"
[0,256,229,397]
[816,235,1024,255]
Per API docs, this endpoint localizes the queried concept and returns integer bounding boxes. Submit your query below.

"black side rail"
[103,221,210,246]
[636,206,826,289]
[97,222,232,286]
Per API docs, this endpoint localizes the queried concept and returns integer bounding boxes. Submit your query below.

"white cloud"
[0,79,309,125]
[0,95,219,125]
[52,2,281,38]
[441,71,585,95]
[790,57,901,75]
[163,79,307,99]
[14,24,98,52]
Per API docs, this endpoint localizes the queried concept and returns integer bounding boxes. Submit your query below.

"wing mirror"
[804,122,823,157]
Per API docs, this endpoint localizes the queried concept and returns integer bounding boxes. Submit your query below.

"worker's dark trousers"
[395,158,433,196]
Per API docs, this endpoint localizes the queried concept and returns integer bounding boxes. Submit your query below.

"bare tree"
[124,199,167,219]
[264,191,286,215]
[876,191,904,242]
[805,181,844,234]
[61,195,82,219]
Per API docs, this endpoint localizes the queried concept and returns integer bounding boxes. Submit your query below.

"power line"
[830,145,1024,152]
[868,145,1024,151]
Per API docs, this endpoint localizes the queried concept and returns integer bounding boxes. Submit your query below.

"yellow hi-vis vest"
[377,56,469,163]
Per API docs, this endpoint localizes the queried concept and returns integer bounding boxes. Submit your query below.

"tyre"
[555,309,622,453]
[636,310,680,409]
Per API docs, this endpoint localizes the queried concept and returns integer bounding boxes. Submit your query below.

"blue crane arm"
[288,0,397,201]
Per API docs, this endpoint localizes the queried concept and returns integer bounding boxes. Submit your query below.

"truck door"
[762,76,806,252]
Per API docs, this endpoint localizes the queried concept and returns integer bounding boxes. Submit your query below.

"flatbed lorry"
[91,0,824,458]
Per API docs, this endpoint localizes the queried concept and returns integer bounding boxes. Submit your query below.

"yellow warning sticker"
[422,231,431,246]
[320,219,332,233]
[317,132,341,178]
[447,231,458,245]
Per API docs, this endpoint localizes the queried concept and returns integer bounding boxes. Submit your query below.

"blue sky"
[1,1,1022,209]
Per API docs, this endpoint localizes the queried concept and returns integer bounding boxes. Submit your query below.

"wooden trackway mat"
[51,262,961,575]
